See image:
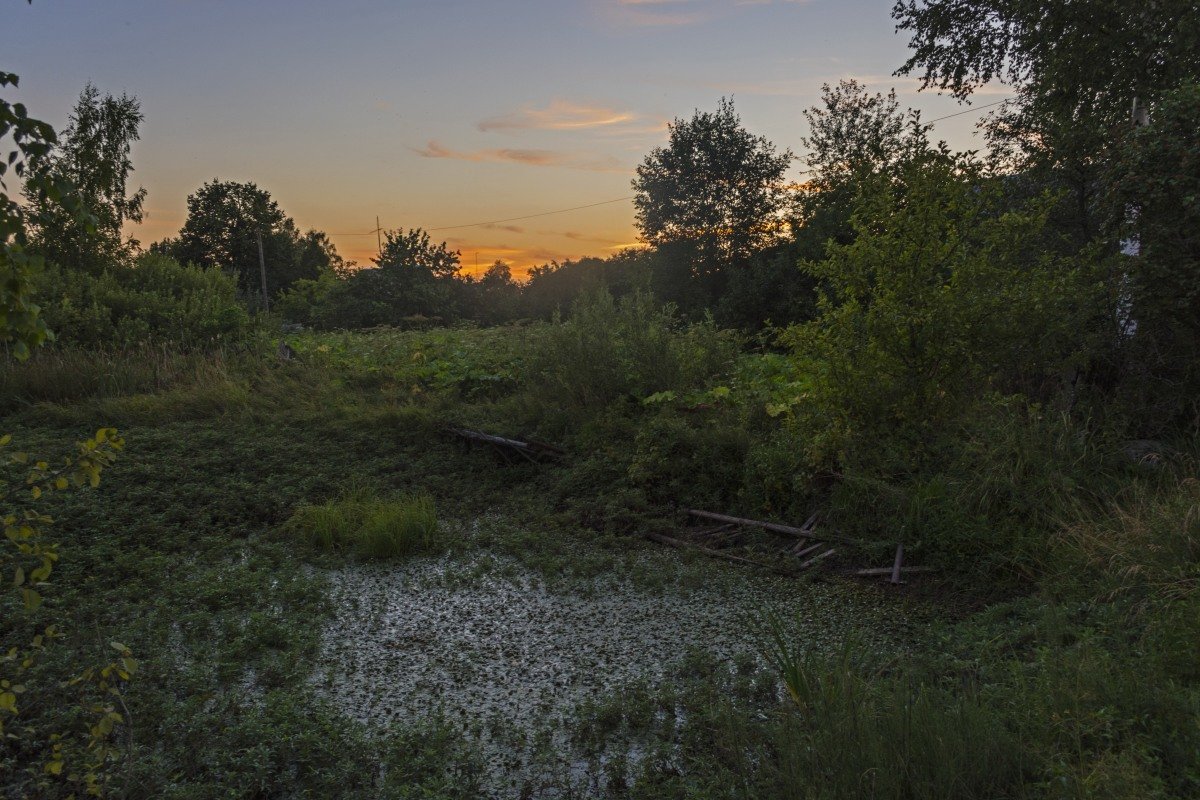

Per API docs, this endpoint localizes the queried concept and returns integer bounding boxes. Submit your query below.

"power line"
[427,196,635,231]
[924,97,1008,124]
[326,197,634,237]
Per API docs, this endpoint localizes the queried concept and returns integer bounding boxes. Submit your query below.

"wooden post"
[256,230,270,313]
[890,543,905,585]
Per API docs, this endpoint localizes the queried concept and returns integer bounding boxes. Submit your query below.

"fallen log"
[643,532,797,577]
[445,427,561,463]
[683,509,854,544]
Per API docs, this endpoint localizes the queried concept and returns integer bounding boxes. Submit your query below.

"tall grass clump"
[286,488,440,560]
[0,346,239,412]
[756,611,1028,799]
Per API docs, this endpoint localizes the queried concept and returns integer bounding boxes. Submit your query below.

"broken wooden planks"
[797,548,837,570]
[682,508,854,544]
[445,427,563,464]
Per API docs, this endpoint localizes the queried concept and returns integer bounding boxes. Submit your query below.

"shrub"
[34,252,251,349]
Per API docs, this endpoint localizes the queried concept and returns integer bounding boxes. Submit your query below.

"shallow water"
[313,539,905,795]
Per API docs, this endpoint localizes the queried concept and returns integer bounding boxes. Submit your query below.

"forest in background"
[3,0,1200,797]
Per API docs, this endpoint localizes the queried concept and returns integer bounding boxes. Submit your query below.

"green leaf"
[21,588,41,610]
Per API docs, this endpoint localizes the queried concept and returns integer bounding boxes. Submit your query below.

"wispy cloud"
[537,229,628,246]
[479,100,637,132]
[412,140,628,172]
[606,0,811,27]
[609,0,711,27]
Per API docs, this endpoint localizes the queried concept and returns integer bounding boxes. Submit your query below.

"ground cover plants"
[2,304,1195,797]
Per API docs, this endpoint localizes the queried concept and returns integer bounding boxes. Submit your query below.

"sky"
[1,0,1007,277]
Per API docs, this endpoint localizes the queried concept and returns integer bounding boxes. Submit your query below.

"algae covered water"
[312,531,909,795]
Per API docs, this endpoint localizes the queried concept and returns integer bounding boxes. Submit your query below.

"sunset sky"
[2,0,1007,277]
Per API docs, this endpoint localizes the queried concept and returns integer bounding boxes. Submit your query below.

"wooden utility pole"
[256,230,270,313]
[376,216,382,257]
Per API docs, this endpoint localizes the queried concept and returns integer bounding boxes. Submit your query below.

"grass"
[287,488,441,559]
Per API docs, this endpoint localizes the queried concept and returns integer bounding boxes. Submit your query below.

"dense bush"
[531,289,739,411]
[780,152,1099,566]
[34,252,250,349]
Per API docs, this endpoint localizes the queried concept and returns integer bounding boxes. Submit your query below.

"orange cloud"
[479,100,638,132]
[412,140,628,173]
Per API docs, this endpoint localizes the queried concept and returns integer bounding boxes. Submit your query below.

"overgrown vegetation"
[3,0,1199,796]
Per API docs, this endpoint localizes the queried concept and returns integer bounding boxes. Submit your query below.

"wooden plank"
[790,542,824,559]
[797,548,836,570]
[851,566,936,577]
[683,509,854,544]
[890,543,905,585]
[643,532,796,577]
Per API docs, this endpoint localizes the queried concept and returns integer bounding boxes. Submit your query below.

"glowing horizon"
[3,0,1004,280]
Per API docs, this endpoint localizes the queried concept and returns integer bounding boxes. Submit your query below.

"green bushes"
[532,289,739,410]
[34,252,251,349]
[286,489,440,560]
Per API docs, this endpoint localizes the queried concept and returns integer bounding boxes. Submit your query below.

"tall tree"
[27,83,146,274]
[1,71,90,357]
[893,0,1200,425]
[633,97,793,303]
[799,80,931,246]
[892,0,1200,242]
[166,180,332,302]
[366,227,461,319]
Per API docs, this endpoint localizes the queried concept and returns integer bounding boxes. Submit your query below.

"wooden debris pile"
[646,508,933,582]
[643,508,840,577]
[439,428,935,584]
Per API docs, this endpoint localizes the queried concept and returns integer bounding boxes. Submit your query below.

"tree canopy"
[633,97,793,297]
[26,83,145,275]
[163,180,336,303]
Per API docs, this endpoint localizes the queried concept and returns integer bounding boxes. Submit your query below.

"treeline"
[12,1,1200,437]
